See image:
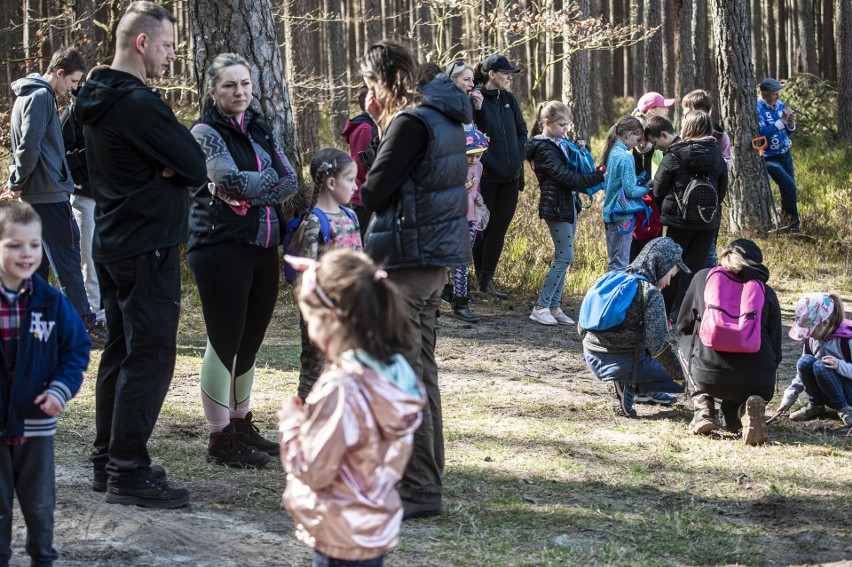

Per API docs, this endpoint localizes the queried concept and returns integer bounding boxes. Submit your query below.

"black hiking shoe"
[93,465,166,493]
[231,411,280,455]
[86,319,107,348]
[207,424,270,468]
[105,472,190,509]
[452,297,480,322]
[440,283,453,305]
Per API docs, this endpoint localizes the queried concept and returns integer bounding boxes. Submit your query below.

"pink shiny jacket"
[279,353,424,561]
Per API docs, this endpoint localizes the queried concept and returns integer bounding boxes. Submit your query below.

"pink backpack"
[698,267,765,353]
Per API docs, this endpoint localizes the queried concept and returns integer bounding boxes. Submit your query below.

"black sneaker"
[93,465,166,493]
[105,473,190,509]
[207,424,270,468]
[608,381,637,418]
[231,411,280,455]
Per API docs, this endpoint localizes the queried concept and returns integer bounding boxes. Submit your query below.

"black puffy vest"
[365,104,471,270]
[188,109,288,251]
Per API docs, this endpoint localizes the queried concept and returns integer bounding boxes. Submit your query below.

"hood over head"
[11,74,52,97]
[626,237,689,285]
[340,113,376,143]
[418,73,473,125]
[721,238,770,283]
[75,68,153,126]
[341,350,424,438]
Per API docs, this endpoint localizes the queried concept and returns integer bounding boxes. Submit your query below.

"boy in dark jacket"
[0,202,90,566]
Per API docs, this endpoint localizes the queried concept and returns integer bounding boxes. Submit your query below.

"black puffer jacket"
[652,138,728,232]
[473,87,527,184]
[676,267,782,389]
[362,75,472,270]
[525,136,604,223]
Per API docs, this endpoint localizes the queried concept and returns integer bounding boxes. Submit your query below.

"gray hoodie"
[580,237,686,382]
[8,74,73,203]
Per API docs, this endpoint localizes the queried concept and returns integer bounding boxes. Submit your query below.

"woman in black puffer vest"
[189,53,298,468]
[652,110,728,317]
[359,40,472,519]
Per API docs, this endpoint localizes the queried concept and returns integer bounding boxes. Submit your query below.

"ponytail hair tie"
[373,269,388,282]
[320,162,334,177]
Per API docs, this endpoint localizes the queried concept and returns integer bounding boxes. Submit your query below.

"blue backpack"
[283,205,357,282]
[557,138,604,209]
[579,272,649,331]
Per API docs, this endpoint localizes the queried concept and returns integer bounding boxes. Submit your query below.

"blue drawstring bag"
[579,272,649,331]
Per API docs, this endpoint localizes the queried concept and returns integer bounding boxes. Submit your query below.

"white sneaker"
[530,307,558,326]
[550,308,575,326]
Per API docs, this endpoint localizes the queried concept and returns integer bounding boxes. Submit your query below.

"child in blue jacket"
[0,201,90,566]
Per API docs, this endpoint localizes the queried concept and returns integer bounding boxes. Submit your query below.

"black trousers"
[662,227,715,316]
[472,178,520,283]
[92,246,181,481]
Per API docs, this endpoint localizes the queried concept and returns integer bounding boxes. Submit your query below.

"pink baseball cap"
[788,292,834,341]
[637,92,675,114]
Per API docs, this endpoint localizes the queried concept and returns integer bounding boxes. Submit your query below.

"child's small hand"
[822,355,839,370]
[576,139,587,148]
[34,392,63,417]
[365,88,384,122]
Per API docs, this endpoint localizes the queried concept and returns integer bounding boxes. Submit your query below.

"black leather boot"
[452,297,480,322]
[479,274,508,299]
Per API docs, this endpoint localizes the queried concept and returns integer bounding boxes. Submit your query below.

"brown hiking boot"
[740,396,769,446]
[689,393,717,435]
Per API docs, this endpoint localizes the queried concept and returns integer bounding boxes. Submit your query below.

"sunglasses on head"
[448,60,466,75]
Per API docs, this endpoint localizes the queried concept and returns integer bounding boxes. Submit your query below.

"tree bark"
[822,0,836,81]
[750,0,763,79]
[710,0,772,233]
[563,0,591,139]
[674,0,694,127]
[764,1,776,79]
[692,0,708,88]
[777,0,788,78]
[661,0,675,97]
[632,0,644,100]
[836,0,852,144]
[189,0,303,204]
[325,0,348,140]
[796,0,816,74]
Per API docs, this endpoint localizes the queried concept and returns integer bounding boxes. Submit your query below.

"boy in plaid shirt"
[0,201,90,566]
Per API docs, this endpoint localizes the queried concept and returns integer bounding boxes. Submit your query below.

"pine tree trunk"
[750,0,764,79]
[836,0,852,144]
[364,0,382,47]
[632,0,644,100]
[710,0,772,233]
[609,0,624,101]
[563,0,591,139]
[325,0,348,140]
[188,0,304,206]
[765,1,776,78]
[796,0,816,74]
[674,0,694,128]
[692,0,708,88]
[777,0,788,78]
[822,0,836,81]
[661,0,675,97]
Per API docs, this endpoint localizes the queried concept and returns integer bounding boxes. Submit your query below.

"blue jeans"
[313,551,384,566]
[0,437,57,567]
[584,350,684,394]
[764,151,798,223]
[797,354,852,409]
[537,220,576,308]
[31,201,94,323]
[604,222,631,272]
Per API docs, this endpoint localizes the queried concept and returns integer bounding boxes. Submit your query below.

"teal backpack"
[556,138,604,209]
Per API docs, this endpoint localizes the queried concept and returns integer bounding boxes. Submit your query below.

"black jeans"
[662,227,715,316]
[472,177,520,284]
[92,247,181,482]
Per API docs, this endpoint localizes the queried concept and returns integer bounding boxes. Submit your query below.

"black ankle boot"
[480,277,508,300]
[452,296,480,322]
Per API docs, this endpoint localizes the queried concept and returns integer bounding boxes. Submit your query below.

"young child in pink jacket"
[279,250,424,566]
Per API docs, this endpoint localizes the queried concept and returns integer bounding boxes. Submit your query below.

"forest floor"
[8,283,852,567]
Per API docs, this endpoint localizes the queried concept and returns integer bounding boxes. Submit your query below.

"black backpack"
[672,153,718,224]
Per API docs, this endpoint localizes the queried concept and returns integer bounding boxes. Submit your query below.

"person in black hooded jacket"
[471,54,527,299]
[359,41,472,520]
[676,239,782,445]
[75,2,207,509]
[652,110,728,317]
[525,101,604,326]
